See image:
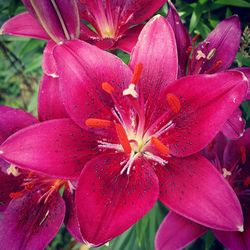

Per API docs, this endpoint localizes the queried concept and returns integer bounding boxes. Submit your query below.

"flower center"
[85,63,181,174]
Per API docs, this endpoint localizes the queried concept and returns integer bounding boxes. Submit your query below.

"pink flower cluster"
[0,1,249,249]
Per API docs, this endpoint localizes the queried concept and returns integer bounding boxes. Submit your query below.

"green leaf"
[215,0,250,8]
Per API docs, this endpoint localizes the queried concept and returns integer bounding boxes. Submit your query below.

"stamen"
[123,84,138,98]
[205,60,222,74]
[9,191,23,199]
[144,152,168,166]
[85,118,112,128]
[131,63,143,85]
[151,137,170,156]
[192,33,200,43]
[240,146,246,164]
[115,124,131,154]
[39,210,50,225]
[243,176,250,187]
[166,93,181,113]
[102,82,114,94]
[97,141,123,151]
[154,120,174,138]
[206,48,216,60]
[196,50,206,60]
[120,155,136,175]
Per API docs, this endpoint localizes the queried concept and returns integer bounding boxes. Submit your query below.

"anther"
[166,93,181,113]
[206,48,216,60]
[151,137,170,156]
[9,191,23,199]
[7,165,20,177]
[131,63,143,85]
[240,145,246,164]
[115,124,131,154]
[85,118,112,128]
[205,60,222,74]
[102,82,114,94]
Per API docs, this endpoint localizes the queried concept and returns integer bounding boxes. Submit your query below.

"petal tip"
[47,73,59,78]
[238,225,244,232]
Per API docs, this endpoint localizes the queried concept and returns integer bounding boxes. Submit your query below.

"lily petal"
[63,189,83,242]
[22,0,80,42]
[221,108,245,139]
[42,40,57,76]
[155,154,243,231]
[54,39,132,129]
[115,25,143,53]
[235,67,250,100]
[190,15,241,74]
[0,12,49,40]
[38,75,68,121]
[0,190,65,250]
[155,211,207,250]
[160,71,248,157]
[0,105,38,144]
[76,153,159,246]
[0,119,98,179]
[129,15,178,128]
[166,1,191,77]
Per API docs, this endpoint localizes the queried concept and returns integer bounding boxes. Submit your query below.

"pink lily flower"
[167,1,250,139]
[77,0,166,52]
[156,130,250,250]
[0,103,82,249]
[0,16,248,246]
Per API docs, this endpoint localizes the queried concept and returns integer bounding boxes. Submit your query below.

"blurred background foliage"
[0,0,249,249]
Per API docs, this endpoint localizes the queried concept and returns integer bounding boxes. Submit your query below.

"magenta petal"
[156,154,243,231]
[76,153,159,246]
[1,12,49,40]
[38,75,68,121]
[161,71,248,157]
[22,0,80,42]
[0,105,38,144]
[115,25,143,53]
[63,189,83,242]
[235,67,250,100]
[213,230,246,250]
[0,119,98,179]
[129,15,178,127]
[166,2,191,77]
[42,40,57,76]
[190,15,241,74]
[54,39,132,129]
[155,211,207,250]
[0,190,65,250]
[221,108,245,139]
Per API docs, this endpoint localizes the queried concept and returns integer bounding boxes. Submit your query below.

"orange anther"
[240,145,246,164]
[9,191,23,199]
[102,82,114,94]
[131,63,143,85]
[151,137,170,155]
[166,93,181,113]
[115,124,131,154]
[85,118,112,128]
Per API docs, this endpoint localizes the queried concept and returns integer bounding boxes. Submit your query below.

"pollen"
[102,82,114,94]
[85,118,112,128]
[240,146,246,164]
[131,63,143,85]
[222,168,231,178]
[151,137,170,156]
[166,93,181,113]
[196,50,206,60]
[7,165,20,177]
[115,124,131,154]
